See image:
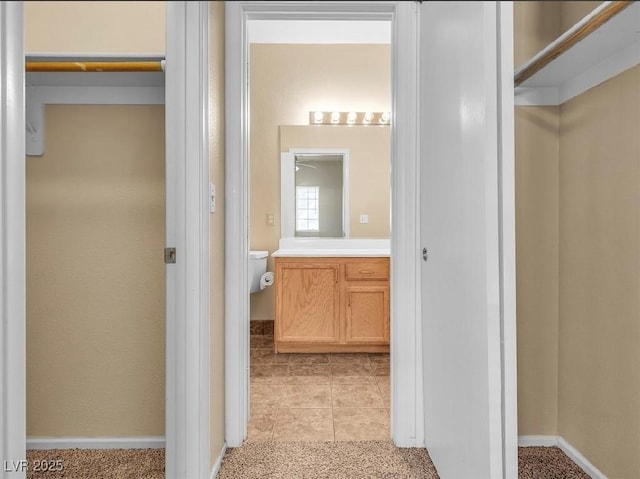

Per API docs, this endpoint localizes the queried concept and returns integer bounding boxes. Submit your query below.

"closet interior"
[514,2,639,477]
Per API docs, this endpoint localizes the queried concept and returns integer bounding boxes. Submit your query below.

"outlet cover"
[359,214,369,224]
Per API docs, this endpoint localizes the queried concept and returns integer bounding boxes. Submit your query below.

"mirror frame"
[281,148,350,238]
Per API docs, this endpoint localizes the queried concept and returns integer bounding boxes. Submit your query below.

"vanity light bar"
[309,111,391,126]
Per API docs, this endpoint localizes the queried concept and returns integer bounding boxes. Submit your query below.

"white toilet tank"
[249,250,269,293]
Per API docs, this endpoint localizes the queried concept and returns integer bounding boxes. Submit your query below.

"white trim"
[25,86,164,156]
[514,87,559,106]
[165,2,210,478]
[391,1,423,447]
[497,3,518,477]
[0,3,26,479]
[209,443,227,479]
[558,437,608,479]
[26,437,165,450]
[282,148,350,238]
[517,436,608,479]
[224,1,250,448]
[518,435,558,447]
[225,1,423,448]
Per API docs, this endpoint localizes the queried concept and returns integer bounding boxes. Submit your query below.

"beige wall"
[280,125,391,238]
[209,1,226,465]
[560,2,603,33]
[514,1,561,436]
[26,105,165,436]
[25,1,165,54]
[558,65,640,479]
[515,106,560,435]
[250,43,391,320]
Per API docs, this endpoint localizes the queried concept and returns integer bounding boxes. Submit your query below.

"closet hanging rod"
[25,60,165,73]
[514,0,633,86]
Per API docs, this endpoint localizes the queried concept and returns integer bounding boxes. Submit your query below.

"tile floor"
[249,325,390,442]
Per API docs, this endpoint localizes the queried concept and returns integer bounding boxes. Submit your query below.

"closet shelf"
[514,1,640,106]
[25,55,165,157]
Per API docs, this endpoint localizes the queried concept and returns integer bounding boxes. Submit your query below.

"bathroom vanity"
[272,246,390,353]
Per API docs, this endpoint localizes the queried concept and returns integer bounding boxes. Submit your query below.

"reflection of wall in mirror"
[282,125,390,239]
[295,157,344,237]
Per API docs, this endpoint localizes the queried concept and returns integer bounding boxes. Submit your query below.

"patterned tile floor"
[249,328,390,442]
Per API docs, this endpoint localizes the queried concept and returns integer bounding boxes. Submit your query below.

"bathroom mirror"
[280,125,390,239]
[281,149,349,238]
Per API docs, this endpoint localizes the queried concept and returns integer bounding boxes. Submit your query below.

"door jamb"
[0,3,26,478]
[224,1,423,447]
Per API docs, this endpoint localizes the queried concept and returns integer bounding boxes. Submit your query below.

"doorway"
[225,1,423,448]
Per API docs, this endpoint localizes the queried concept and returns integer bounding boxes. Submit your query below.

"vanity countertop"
[272,238,390,257]
[272,248,390,257]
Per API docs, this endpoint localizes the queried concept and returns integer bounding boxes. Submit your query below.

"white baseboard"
[26,436,165,450]
[518,435,558,447]
[209,442,227,479]
[557,437,607,479]
[518,435,607,479]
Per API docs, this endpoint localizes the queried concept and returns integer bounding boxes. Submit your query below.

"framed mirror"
[281,149,349,238]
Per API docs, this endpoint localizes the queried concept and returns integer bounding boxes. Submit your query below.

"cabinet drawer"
[345,260,389,281]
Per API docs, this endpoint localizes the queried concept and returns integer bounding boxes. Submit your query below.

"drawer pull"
[359,270,374,274]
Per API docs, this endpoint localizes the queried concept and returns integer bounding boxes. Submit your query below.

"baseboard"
[209,442,227,479]
[557,437,607,479]
[518,435,607,479]
[518,435,558,447]
[26,436,165,450]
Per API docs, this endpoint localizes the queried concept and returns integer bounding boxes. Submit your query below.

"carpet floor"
[25,444,589,478]
[26,449,164,479]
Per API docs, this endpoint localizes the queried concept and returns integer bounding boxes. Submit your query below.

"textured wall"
[209,0,226,466]
[515,106,560,435]
[249,44,391,320]
[558,65,640,479]
[25,1,165,54]
[514,1,561,436]
[26,106,165,436]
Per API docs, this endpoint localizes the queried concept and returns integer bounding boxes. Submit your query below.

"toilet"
[249,250,269,293]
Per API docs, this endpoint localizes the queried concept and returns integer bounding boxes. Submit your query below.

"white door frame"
[224,1,423,447]
[0,3,26,478]
[0,2,211,478]
[165,2,210,478]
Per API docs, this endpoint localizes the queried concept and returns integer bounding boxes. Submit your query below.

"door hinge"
[164,247,176,264]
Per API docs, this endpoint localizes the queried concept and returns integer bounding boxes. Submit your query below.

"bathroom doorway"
[245,18,392,441]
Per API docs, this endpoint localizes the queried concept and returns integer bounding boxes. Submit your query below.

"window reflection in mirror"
[295,154,345,237]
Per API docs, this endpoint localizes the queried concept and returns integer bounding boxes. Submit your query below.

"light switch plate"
[359,214,369,224]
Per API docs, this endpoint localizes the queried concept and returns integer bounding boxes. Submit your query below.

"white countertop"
[272,248,390,257]
[272,238,390,257]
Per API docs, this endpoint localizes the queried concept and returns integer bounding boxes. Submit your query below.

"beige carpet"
[26,449,164,479]
[218,441,439,479]
[518,446,590,479]
[25,444,589,478]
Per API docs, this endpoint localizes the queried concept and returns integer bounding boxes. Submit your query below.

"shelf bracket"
[26,87,45,157]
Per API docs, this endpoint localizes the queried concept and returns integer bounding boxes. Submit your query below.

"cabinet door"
[276,263,340,343]
[345,285,389,344]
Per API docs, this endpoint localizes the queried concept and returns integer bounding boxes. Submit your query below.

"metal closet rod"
[25,60,165,72]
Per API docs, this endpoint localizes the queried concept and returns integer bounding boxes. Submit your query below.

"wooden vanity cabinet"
[274,257,390,353]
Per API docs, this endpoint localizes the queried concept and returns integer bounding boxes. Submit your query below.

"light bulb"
[347,112,357,125]
[331,112,340,124]
[313,111,324,123]
[363,112,374,124]
[380,112,390,124]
